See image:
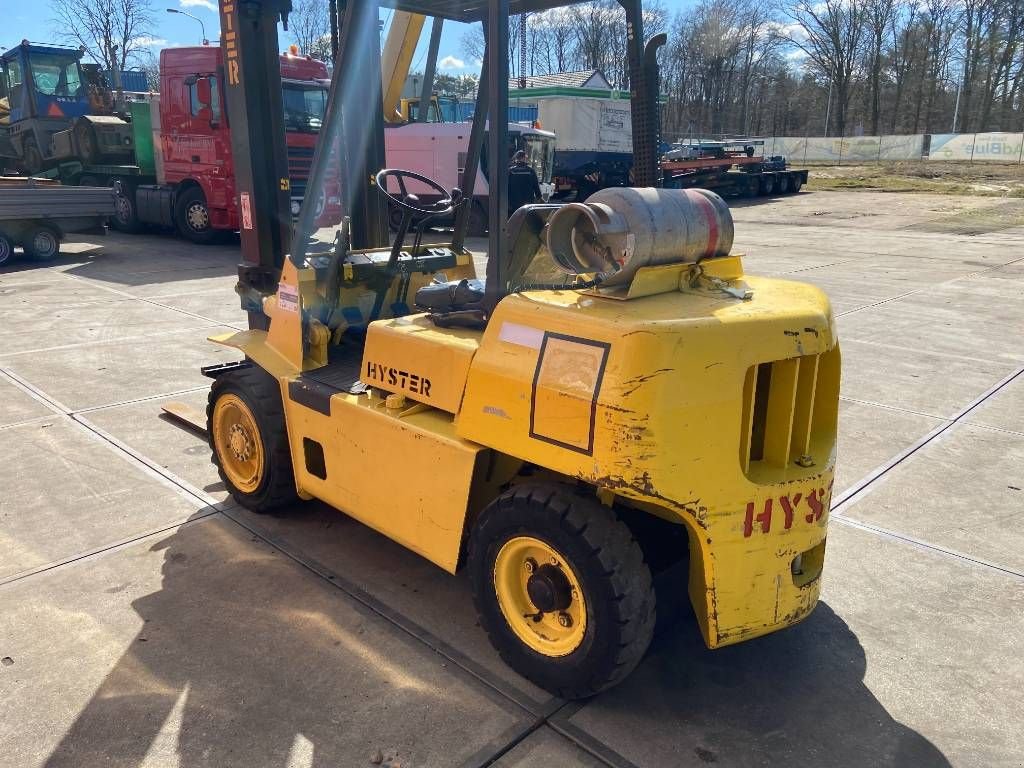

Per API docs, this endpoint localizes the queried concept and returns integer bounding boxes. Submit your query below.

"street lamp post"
[166,8,208,45]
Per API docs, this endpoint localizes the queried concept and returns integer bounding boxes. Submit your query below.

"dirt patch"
[804,161,1024,197]
[905,199,1024,235]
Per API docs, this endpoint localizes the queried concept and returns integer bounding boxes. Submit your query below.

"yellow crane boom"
[381,11,426,124]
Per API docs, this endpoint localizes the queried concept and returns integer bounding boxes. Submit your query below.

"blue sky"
[11,1,695,74]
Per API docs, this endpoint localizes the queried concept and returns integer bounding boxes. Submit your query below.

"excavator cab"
[206,0,840,699]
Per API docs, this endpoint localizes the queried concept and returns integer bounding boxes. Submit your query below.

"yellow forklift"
[206,0,840,698]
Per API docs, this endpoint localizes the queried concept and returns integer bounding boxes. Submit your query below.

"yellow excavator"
[206,0,840,698]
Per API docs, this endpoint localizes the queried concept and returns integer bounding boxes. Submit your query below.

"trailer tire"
[759,175,775,196]
[791,175,803,193]
[174,186,219,245]
[207,366,298,514]
[0,232,14,266]
[112,184,144,233]
[777,174,790,194]
[468,483,656,699]
[23,226,60,261]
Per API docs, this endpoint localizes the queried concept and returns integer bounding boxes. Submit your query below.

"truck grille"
[287,145,315,201]
[740,347,840,478]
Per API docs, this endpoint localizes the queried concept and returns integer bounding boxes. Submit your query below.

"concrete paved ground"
[1,190,1022,768]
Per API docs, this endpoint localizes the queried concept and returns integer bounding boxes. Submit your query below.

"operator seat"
[413,203,562,324]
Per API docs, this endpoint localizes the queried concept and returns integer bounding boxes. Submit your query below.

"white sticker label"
[498,322,545,349]
[240,192,253,230]
[278,283,299,313]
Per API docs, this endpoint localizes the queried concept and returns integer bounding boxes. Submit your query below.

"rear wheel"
[207,366,298,513]
[777,174,790,194]
[468,483,656,699]
[174,186,219,244]
[23,226,60,261]
[759,174,775,196]
[112,183,143,233]
[0,232,14,266]
[791,175,804,193]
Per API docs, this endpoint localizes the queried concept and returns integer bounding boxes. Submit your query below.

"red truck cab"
[155,46,328,243]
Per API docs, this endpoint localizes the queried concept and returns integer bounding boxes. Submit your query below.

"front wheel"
[112,184,143,233]
[23,226,60,261]
[207,366,298,513]
[174,186,219,244]
[468,484,656,699]
[0,232,14,266]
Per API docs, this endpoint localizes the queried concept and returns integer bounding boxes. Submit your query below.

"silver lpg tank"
[545,187,734,287]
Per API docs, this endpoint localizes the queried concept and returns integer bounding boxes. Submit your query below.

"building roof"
[509,70,612,91]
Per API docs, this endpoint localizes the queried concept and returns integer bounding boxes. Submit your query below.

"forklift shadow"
[39,513,482,768]
[580,599,952,767]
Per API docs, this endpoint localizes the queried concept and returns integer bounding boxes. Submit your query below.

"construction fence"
[759,133,1024,164]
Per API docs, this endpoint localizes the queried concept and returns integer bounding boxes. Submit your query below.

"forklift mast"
[218,0,295,328]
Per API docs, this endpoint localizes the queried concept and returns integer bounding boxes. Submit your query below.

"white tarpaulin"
[766,134,928,162]
[928,133,1024,161]
[536,97,632,153]
[879,134,925,160]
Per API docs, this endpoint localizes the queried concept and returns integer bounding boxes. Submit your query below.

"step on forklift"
[205,0,841,698]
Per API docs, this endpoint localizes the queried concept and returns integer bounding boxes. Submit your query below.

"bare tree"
[289,0,332,62]
[51,0,155,72]
[784,0,869,136]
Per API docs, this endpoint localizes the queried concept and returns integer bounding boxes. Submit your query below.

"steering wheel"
[374,168,462,217]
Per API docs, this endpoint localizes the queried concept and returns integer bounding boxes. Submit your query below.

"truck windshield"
[29,53,83,98]
[282,83,327,133]
[520,133,555,183]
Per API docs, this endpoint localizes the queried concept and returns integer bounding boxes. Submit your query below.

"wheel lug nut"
[558,612,572,628]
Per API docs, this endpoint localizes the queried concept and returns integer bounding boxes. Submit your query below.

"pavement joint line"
[217,505,559,720]
[835,254,1024,319]
[836,335,1023,367]
[0,323,229,360]
[73,413,229,509]
[1,366,228,511]
[829,365,1024,581]
[546,707,644,768]
[74,385,211,415]
[838,395,952,421]
[0,511,220,589]
[829,516,1024,581]
[460,717,553,768]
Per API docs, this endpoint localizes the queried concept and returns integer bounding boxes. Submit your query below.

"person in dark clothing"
[507,149,542,216]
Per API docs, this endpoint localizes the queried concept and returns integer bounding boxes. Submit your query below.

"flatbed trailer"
[661,140,808,197]
[0,177,114,265]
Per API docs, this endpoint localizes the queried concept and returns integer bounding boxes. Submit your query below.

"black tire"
[207,366,298,513]
[174,186,219,244]
[759,174,775,196]
[776,174,790,194]
[21,138,43,176]
[468,483,656,699]
[112,184,143,233]
[468,201,488,237]
[791,175,804,193]
[23,226,60,261]
[0,232,14,266]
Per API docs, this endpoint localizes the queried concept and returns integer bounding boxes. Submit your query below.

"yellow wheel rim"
[212,393,265,494]
[493,536,587,657]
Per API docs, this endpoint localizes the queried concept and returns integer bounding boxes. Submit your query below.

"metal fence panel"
[928,133,1024,161]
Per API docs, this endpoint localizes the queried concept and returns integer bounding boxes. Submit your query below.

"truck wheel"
[23,226,60,261]
[207,366,298,513]
[791,175,804,193]
[0,232,14,266]
[468,483,656,699]
[175,187,219,245]
[776,174,790,194]
[22,139,43,176]
[759,175,775,196]
[112,185,143,233]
